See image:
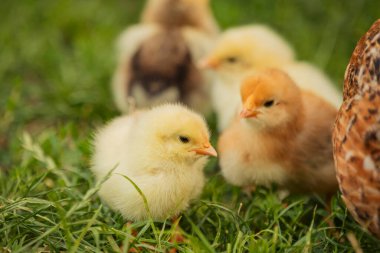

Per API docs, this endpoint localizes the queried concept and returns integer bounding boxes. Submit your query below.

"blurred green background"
[1,0,378,166]
[0,0,379,166]
[1,0,378,125]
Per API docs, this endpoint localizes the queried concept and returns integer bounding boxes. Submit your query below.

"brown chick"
[218,69,338,195]
[127,30,205,109]
[142,0,219,35]
[333,19,380,239]
[112,0,216,115]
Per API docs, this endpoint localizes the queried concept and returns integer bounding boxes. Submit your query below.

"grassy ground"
[1,0,380,252]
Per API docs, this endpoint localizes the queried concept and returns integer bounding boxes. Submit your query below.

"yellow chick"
[112,0,218,115]
[200,25,341,131]
[91,104,217,221]
[218,69,338,195]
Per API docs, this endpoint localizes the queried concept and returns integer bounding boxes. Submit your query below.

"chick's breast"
[98,164,205,221]
[333,19,380,239]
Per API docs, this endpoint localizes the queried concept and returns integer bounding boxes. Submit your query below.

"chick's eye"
[226,57,237,63]
[263,100,275,107]
[179,136,190,143]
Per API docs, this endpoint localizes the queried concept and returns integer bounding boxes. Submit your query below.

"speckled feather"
[333,19,380,239]
[343,19,380,100]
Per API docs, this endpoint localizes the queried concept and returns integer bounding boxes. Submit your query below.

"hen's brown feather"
[343,19,380,100]
[333,19,380,239]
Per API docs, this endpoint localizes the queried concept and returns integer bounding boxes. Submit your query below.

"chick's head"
[199,26,295,83]
[181,0,209,7]
[143,104,217,165]
[239,69,302,129]
[166,0,210,14]
[200,37,255,83]
[143,0,211,28]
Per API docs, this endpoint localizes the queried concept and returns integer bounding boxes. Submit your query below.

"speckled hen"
[332,19,380,239]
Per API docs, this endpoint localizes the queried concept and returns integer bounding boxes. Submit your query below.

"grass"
[1,0,380,252]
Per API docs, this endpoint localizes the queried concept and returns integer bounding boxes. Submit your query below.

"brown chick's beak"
[240,108,260,118]
[241,94,259,118]
[192,143,218,157]
[198,58,220,69]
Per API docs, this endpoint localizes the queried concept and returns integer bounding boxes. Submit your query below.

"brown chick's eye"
[179,136,190,143]
[226,57,237,63]
[263,100,274,107]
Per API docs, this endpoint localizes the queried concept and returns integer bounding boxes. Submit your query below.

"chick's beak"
[240,95,259,118]
[191,142,217,157]
[240,108,260,118]
[198,57,220,69]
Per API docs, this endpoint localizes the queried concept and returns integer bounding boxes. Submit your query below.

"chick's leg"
[122,218,186,253]
[243,184,256,197]
[322,193,343,240]
[120,222,140,253]
[122,222,155,252]
[168,217,186,253]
